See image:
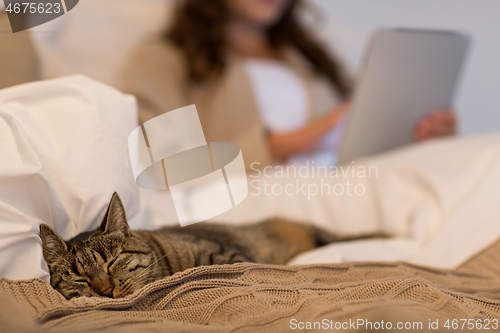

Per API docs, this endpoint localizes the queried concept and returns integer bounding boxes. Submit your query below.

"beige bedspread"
[1,237,500,333]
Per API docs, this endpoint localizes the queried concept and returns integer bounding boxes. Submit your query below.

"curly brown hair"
[166,0,352,98]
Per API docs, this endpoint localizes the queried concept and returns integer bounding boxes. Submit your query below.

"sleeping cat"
[40,193,362,299]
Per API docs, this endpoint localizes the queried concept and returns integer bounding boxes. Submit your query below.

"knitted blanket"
[1,244,500,333]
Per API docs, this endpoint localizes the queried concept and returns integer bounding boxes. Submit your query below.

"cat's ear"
[100,192,131,237]
[40,224,68,265]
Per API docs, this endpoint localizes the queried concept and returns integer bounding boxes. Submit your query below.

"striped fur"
[40,193,343,299]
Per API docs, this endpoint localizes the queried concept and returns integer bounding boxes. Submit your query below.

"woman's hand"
[413,109,457,141]
[267,102,350,161]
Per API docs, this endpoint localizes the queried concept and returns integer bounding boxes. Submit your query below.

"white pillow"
[0,75,139,281]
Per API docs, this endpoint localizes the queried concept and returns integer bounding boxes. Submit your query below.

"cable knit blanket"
[1,239,500,333]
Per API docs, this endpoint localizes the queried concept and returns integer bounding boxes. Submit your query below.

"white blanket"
[209,135,500,269]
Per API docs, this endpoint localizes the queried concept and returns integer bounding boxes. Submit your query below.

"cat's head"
[40,193,157,299]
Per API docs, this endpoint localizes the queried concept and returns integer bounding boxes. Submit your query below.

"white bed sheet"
[206,134,500,269]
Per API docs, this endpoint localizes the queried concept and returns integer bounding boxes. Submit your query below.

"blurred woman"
[124,0,455,168]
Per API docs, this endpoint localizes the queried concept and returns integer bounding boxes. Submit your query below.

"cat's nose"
[101,287,114,298]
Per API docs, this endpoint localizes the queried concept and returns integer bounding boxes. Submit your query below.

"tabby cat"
[40,193,349,299]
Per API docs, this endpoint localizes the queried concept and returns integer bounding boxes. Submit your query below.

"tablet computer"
[337,29,470,166]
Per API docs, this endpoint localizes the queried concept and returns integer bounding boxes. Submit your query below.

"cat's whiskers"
[129,266,169,285]
[128,266,171,290]
[133,256,169,280]
[130,277,160,290]
[131,268,166,282]
[131,276,157,287]
[121,275,159,296]
[115,267,167,297]
[122,279,134,292]
[132,245,181,280]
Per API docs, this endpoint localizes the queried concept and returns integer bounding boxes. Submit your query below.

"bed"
[1,3,500,328]
[1,75,500,332]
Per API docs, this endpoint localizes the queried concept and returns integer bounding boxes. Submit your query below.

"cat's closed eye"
[76,279,91,287]
[107,259,116,273]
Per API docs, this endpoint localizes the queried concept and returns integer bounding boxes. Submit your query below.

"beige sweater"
[123,39,342,169]
[0,12,39,90]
